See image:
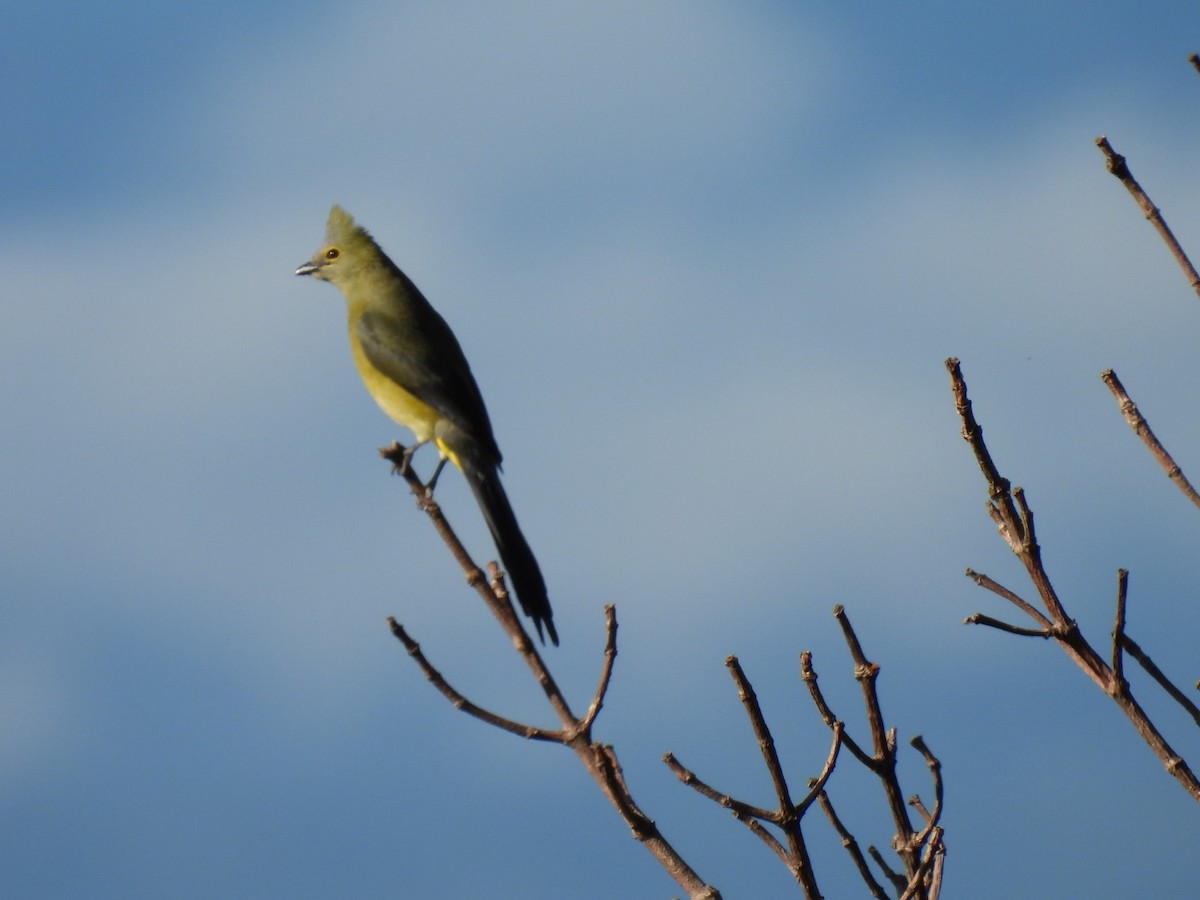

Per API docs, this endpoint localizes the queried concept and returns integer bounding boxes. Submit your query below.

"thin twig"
[908,736,944,847]
[662,753,780,824]
[963,612,1052,638]
[727,657,799,822]
[945,361,1023,546]
[964,569,1054,629]
[868,846,905,893]
[387,618,559,740]
[795,723,844,816]
[815,789,891,900]
[922,828,947,900]
[666,726,842,883]
[1009,487,1071,624]
[731,812,792,870]
[909,796,931,824]
[834,606,918,871]
[1119,633,1200,727]
[726,656,821,894]
[1112,569,1129,688]
[1095,136,1200,299]
[899,829,946,900]
[1101,370,1200,510]
[801,650,874,768]
[575,604,619,736]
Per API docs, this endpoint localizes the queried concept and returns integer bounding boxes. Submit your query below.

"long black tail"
[464,462,558,645]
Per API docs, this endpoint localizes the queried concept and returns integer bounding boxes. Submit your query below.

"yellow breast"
[349,335,463,468]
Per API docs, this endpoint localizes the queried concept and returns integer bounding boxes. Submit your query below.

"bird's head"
[295,205,379,286]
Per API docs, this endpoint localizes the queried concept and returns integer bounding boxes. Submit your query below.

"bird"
[296,205,557,645]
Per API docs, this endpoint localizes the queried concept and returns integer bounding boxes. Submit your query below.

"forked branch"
[946,359,1200,802]
[666,606,944,899]
[378,442,721,900]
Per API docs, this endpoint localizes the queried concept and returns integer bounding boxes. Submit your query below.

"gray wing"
[355,309,502,463]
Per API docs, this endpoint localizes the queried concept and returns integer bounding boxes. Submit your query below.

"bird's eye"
[325,248,340,260]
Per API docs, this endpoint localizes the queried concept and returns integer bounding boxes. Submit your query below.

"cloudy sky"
[5,1,1200,897]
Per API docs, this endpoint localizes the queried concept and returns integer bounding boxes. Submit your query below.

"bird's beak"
[295,262,320,276]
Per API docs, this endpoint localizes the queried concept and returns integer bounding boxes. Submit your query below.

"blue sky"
[4,2,1200,897]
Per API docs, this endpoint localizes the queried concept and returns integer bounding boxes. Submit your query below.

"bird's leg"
[393,439,428,477]
[424,456,449,497]
[390,441,445,498]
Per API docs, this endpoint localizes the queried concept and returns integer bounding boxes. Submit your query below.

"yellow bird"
[296,206,557,645]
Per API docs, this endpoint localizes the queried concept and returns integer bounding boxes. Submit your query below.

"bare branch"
[662,752,780,824]
[800,650,874,768]
[899,829,946,900]
[947,362,1106,675]
[732,814,793,871]
[963,568,1054,630]
[386,617,559,741]
[1101,370,1200,510]
[1009,487,1071,624]
[794,722,844,817]
[833,606,918,869]
[868,845,905,894]
[815,789,892,900]
[727,657,799,825]
[666,639,935,898]
[382,428,949,897]
[908,796,932,824]
[947,359,1200,803]
[922,828,947,899]
[1112,569,1130,687]
[944,359,1023,546]
[577,604,619,735]
[380,442,722,899]
[908,736,945,847]
[963,612,1053,638]
[663,751,794,868]
[1119,633,1200,728]
[725,656,821,895]
[1094,136,1200,299]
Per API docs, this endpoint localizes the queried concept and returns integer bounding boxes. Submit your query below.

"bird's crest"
[323,205,394,270]
[324,205,377,250]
